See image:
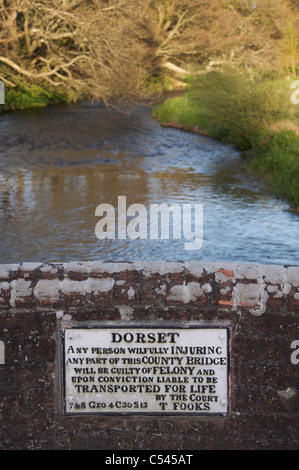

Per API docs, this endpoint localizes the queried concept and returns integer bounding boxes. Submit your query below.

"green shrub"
[246,130,299,209]
[152,94,205,129]
[153,70,299,211]
[0,82,84,113]
[188,69,290,149]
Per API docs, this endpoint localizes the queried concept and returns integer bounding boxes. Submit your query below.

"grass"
[152,93,204,129]
[153,70,299,212]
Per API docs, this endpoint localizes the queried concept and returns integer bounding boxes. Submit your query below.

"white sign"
[62,325,229,415]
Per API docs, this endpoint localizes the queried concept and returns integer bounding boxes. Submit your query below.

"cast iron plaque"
[61,323,230,415]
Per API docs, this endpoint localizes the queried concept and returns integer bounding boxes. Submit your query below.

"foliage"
[246,130,299,210]
[153,69,299,210]
[0,83,70,112]
[187,70,291,149]
[152,93,204,128]
[155,70,292,147]
[0,0,298,108]
[280,19,299,76]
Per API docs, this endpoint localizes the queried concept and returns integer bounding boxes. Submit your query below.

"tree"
[0,0,154,104]
[0,0,297,106]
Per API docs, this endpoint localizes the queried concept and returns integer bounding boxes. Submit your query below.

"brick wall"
[0,261,298,450]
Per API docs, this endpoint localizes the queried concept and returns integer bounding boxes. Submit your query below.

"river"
[0,101,298,265]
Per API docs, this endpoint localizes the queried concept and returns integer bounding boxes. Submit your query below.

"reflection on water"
[0,102,298,264]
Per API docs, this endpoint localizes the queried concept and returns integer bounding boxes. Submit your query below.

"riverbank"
[0,74,182,114]
[152,73,299,213]
[1,72,298,214]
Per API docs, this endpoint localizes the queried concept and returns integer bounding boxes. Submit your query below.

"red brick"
[217,269,234,278]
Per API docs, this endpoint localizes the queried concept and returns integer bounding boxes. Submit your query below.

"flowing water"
[0,101,298,265]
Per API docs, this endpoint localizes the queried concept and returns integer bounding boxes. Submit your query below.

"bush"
[0,82,80,113]
[246,130,299,209]
[188,69,290,149]
[152,94,205,129]
[153,70,299,211]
